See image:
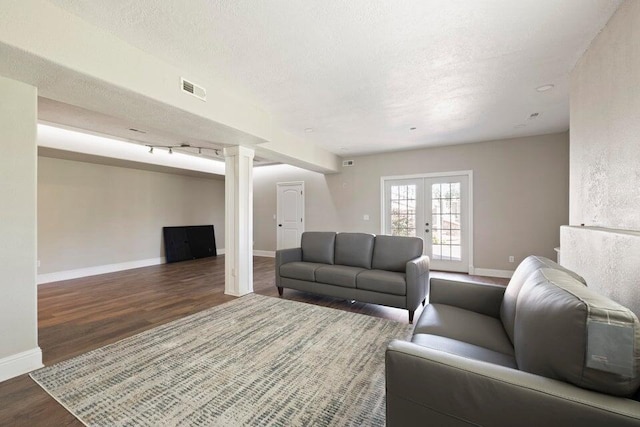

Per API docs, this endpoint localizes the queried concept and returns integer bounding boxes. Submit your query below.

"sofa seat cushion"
[279,262,326,282]
[515,268,640,397]
[356,270,406,296]
[412,334,517,369]
[315,265,365,288]
[414,304,514,356]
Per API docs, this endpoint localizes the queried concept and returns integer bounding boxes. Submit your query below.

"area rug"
[30,294,412,426]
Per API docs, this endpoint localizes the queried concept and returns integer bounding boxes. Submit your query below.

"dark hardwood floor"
[0,256,507,426]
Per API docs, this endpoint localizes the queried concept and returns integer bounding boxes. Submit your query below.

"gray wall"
[254,164,343,251]
[0,76,40,372]
[38,156,226,274]
[254,132,570,271]
[561,0,640,315]
[570,0,640,230]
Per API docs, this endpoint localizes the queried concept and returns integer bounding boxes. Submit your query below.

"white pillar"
[0,76,42,381]
[223,146,254,296]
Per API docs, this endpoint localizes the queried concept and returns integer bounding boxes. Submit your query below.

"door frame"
[380,170,474,273]
[276,181,305,250]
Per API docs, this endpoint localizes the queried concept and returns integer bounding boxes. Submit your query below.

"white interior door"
[383,173,471,272]
[276,182,305,250]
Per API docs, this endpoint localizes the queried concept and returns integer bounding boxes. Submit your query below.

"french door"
[383,173,471,272]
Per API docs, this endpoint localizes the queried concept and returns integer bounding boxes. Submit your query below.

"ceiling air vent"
[342,160,354,167]
[181,77,206,101]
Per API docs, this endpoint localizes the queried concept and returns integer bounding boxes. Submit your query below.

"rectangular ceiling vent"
[181,77,206,101]
[342,160,355,167]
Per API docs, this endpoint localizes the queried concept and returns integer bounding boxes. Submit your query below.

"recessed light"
[304,128,314,133]
[339,147,348,152]
[515,124,527,128]
[536,84,554,92]
[409,127,417,131]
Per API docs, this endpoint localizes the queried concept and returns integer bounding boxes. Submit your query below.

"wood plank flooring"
[0,256,507,426]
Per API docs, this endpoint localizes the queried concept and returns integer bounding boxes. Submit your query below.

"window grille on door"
[431,183,461,261]
[390,184,417,237]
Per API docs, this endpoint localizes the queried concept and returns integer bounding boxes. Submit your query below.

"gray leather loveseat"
[386,256,640,426]
[275,231,430,322]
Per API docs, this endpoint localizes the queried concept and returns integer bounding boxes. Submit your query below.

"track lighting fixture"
[144,143,222,157]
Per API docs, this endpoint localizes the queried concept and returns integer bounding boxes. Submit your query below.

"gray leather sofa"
[386,256,640,426]
[275,231,430,323]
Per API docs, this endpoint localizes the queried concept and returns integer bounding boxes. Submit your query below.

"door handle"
[425,229,430,233]
[278,224,283,227]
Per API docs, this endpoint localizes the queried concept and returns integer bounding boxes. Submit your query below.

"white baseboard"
[471,267,514,279]
[253,250,275,258]
[37,257,166,285]
[217,250,274,257]
[35,248,276,285]
[0,347,43,383]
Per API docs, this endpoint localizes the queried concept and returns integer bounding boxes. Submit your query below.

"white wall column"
[0,76,42,382]
[223,146,254,296]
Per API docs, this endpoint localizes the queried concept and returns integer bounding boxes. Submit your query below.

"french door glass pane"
[390,184,417,237]
[451,245,462,260]
[432,182,462,261]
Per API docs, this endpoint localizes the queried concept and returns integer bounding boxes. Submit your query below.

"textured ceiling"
[48,0,621,156]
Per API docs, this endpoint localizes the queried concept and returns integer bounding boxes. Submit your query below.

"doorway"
[381,172,473,272]
[276,181,305,250]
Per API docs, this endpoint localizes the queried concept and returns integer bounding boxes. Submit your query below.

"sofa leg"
[408,310,415,324]
[422,298,426,306]
[277,286,283,296]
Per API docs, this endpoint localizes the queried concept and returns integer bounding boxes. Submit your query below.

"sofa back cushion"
[501,255,586,344]
[371,235,423,272]
[334,232,375,269]
[514,268,640,397]
[301,232,336,265]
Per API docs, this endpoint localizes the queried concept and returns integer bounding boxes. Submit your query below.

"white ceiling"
[38,98,277,165]
[47,0,621,156]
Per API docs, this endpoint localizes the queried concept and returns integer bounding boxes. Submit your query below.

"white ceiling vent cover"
[181,77,206,101]
[342,160,354,167]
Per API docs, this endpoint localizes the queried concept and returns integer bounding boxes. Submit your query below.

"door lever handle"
[278,224,282,227]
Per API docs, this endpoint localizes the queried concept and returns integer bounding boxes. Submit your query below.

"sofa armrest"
[430,278,506,318]
[386,340,640,427]
[275,248,302,286]
[406,256,430,311]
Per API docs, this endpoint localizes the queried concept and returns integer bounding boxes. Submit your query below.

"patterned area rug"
[31,294,412,426]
